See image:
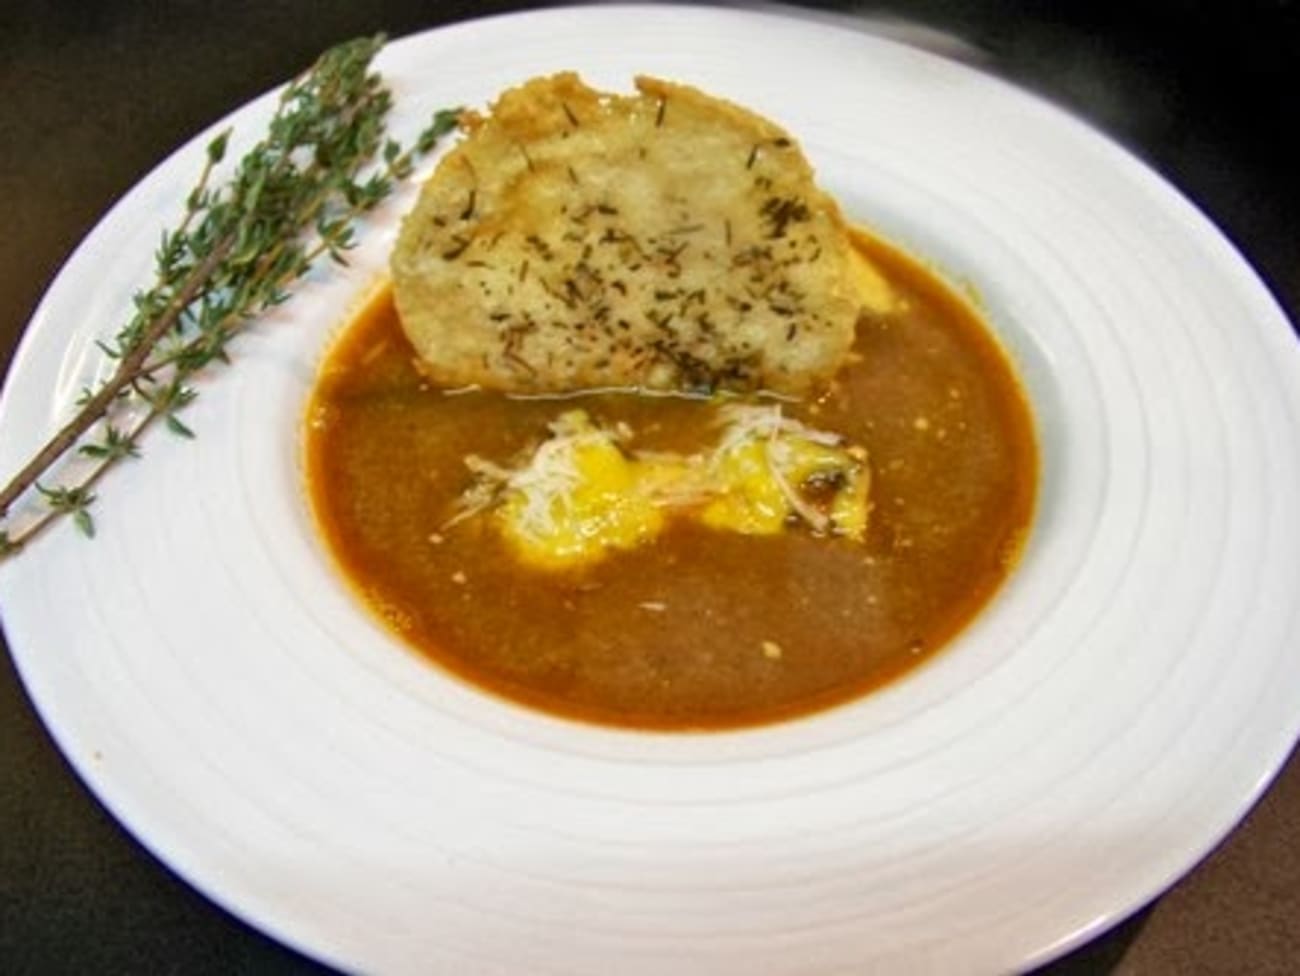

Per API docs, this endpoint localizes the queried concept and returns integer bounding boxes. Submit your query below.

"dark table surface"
[2,2,1297,973]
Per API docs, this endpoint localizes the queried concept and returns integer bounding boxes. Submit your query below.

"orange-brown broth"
[305,232,1037,729]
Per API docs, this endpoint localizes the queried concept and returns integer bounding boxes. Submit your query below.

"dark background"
[2,2,1297,973]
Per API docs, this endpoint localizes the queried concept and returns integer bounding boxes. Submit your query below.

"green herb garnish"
[0,34,459,559]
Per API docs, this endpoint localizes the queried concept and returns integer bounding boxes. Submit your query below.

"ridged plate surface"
[2,6,1299,974]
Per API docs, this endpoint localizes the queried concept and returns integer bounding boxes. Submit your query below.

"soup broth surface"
[305,232,1036,729]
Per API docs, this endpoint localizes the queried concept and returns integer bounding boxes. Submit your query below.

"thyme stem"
[0,240,229,520]
[0,34,460,560]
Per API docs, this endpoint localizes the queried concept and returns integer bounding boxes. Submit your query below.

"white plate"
[3,5,1299,974]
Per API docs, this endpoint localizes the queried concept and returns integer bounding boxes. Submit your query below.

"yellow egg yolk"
[464,407,870,570]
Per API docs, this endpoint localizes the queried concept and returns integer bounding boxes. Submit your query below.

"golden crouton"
[391,73,861,396]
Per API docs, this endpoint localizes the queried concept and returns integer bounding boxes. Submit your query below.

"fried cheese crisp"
[390,73,862,396]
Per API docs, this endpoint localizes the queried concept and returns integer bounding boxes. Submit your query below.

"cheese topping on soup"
[449,404,870,570]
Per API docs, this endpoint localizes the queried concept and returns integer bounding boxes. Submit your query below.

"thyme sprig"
[0,34,459,560]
